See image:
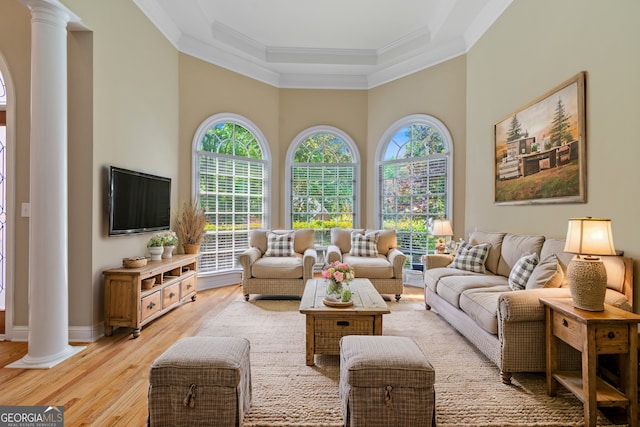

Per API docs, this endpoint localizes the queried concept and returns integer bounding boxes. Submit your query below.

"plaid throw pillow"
[350,231,379,257]
[447,241,489,273]
[264,232,294,257]
[509,252,539,291]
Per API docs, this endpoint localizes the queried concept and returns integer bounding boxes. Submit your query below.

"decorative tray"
[323,297,354,308]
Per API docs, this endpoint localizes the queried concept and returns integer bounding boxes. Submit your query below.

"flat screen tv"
[108,166,171,236]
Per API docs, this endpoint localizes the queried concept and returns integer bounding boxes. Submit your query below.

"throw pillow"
[264,231,294,257]
[447,241,490,273]
[508,252,539,291]
[526,253,565,289]
[350,231,379,257]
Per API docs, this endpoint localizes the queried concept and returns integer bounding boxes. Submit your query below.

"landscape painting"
[494,72,586,205]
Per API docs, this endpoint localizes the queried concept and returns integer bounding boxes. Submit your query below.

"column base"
[5,345,85,369]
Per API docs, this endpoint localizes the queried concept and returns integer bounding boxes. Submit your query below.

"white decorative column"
[7,0,84,368]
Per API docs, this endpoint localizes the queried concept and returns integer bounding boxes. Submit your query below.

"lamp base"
[566,256,607,311]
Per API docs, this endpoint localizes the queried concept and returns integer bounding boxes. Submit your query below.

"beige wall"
[1,0,180,332]
[3,0,639,335]
[279,89,368,227]
[368,56,467,234]
[0,1,32,326]
[177,54,280,221]
[466,0,640,305]
[65,0,180,330]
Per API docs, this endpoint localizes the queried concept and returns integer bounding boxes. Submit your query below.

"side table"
[540,297,640,427]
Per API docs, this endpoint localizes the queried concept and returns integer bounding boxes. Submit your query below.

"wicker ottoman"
[148,336,251,427]
[339,335,435,427]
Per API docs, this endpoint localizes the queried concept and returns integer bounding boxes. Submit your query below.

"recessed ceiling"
[133,0,512,89]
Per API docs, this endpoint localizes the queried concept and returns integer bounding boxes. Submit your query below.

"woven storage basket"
[142,277,156,290]
[315,316,374,354]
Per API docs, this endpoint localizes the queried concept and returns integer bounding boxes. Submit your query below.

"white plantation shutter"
[378,116,453,266]
[288,127,359,247]
[195,116,269,274]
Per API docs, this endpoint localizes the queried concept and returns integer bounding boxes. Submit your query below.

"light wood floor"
[0,283,424,426]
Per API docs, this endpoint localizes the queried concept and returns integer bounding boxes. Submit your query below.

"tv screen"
[108,166,171,236]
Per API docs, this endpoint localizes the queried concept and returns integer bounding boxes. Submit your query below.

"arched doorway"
[0,58,15,339]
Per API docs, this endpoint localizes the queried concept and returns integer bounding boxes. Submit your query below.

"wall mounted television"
[108,166,171,236]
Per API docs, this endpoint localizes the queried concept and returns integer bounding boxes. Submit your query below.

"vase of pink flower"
[322,261,355,302]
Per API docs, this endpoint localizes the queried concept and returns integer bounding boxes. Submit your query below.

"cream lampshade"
[563,217,616,311]
[432,219,453,254]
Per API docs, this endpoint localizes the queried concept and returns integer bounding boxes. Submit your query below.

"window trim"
[191,113,272,276]
[192,112,272,225]
[285,125,361,230]
[374,113,454,227]
[0,54,16,339]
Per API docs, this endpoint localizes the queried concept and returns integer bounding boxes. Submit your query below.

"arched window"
[193,114,270,274]
[286,126,360,246]
[376,114,453,267]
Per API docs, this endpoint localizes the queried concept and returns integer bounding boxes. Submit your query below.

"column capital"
[19,0,80,26]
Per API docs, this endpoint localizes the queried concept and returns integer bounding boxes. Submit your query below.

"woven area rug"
[196,297,626,427]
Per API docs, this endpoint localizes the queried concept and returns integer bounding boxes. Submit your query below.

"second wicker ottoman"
[148,336,252,427]
[339,335,435,427]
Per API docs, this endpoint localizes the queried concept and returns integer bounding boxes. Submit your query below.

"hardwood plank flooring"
[0,283,424,426]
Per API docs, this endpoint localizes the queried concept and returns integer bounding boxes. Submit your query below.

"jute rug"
[196,297,626,427]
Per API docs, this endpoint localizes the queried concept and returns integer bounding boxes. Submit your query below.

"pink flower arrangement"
[322,261,355,284]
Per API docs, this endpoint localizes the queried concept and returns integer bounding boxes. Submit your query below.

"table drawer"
[141,291,161,321]
[552,311,583,350]
[315,316,374,354]
[595,324,629,354]
[162,282,180,309]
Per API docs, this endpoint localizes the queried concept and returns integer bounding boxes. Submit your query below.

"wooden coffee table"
[299,278,390,366]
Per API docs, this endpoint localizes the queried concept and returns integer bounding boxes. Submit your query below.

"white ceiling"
[133,0,512,89]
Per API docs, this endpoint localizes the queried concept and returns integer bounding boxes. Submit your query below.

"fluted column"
[8,0,84,368]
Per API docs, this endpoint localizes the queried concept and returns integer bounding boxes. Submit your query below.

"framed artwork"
[494,72,586,205]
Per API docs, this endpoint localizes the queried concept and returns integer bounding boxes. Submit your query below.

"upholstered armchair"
[326,228,406,301]
[238,229,317,301]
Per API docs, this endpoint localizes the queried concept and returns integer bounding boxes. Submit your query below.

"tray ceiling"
[134,0,512,89]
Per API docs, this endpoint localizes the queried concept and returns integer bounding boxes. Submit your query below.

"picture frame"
[494,72,586,205]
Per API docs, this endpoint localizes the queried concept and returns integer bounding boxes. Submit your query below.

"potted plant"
[147,235,165,260]
[159,230,179,259]
[176,201,206,254]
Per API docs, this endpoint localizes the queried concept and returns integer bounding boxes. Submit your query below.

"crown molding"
[135,0,513,89]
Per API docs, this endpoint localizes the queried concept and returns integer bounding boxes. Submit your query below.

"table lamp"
[563,217,616,311]
[432,219,453,254]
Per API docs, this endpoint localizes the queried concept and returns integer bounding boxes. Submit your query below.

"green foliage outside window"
[380,122,450,267]
[291,132,356,245]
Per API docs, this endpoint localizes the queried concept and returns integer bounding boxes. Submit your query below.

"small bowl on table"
[123,257,148,269]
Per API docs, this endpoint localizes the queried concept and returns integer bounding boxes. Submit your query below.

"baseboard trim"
[198,271,241,290]
[7,325,102,343]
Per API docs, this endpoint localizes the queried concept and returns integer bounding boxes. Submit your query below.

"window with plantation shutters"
[286,126,359,247]
[194,114,270,274]
[377,115,453,268]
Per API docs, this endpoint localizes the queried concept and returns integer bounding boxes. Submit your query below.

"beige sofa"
[238,229,317,300]
[424,231,633,384]
[326,228,406,301]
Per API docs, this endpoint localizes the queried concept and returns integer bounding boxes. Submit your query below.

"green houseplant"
[177,201,207,254]
[147,235,165,260]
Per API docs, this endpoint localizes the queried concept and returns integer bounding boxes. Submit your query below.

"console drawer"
[181,273,196,297]
[141,291,161,321]
[162,282,180,309]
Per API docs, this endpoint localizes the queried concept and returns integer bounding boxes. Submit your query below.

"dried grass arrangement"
[177,201,206,248]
